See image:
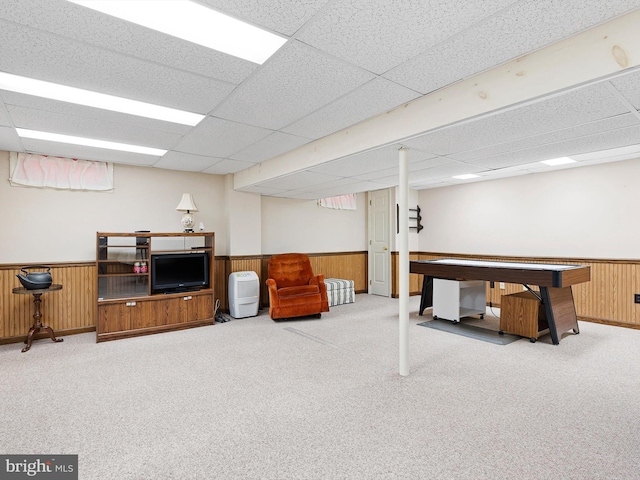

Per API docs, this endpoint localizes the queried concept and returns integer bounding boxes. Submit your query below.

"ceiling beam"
[234,8,640,191]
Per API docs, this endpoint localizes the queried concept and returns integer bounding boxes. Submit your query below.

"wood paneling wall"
[405,253,640,328]
[5,251,639,345]
[1,263,96,344]
[1,252,367,344]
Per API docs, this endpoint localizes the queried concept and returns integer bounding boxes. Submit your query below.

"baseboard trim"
[0,326,96,346]
[578,316,640,330]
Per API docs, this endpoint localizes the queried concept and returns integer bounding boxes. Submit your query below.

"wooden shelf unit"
[96,232,215,342]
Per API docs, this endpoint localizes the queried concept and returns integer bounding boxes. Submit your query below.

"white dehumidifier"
[229,271,259,318]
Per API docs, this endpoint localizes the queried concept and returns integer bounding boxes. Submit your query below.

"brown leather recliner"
[266,253,330,320]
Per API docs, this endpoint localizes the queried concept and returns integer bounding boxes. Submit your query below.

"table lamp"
[176,193,199,232]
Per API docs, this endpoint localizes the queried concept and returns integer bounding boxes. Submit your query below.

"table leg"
[418,275,433,315]
[540,286,579,345]
[21,292,63,353]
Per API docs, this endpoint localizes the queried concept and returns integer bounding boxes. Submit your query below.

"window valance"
[317,193,357,210]
[9,152,113,191]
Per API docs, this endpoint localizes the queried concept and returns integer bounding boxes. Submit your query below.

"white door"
[368,189,391,296]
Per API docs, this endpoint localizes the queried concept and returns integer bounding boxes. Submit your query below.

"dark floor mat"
[417,319,521,345]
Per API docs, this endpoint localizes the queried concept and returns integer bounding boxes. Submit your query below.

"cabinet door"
[98,303,130,333]
[187,294,214,321]
[150,297,186,325]
[128,300,153,330]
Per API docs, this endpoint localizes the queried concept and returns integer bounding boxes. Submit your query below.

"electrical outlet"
[635,294,640,304]
[499,282,505,289]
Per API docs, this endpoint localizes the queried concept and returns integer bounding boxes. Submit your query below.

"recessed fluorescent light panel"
[0,72,204,126]
[67,0,287,64]
[540,157,576,166]
[16,128,167,156]
[453,174,480,180]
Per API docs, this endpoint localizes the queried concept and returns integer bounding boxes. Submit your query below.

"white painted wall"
[261,193,367,254]
[418,157,640,259]
[224,174,262,256]
[0,152,227,263]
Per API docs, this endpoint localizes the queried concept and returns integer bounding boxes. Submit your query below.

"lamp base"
[180,212,195,232]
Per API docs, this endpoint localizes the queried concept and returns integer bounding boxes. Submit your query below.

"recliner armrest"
[266,278,279,307]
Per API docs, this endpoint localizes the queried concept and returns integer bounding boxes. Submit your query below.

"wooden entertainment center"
[96,232,215,342]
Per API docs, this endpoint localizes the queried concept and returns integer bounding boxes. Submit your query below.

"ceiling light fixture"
[452,174,480,180]
[67,0,287,64]
[539,157,576,166]
[16,128,167,156]
[0,72,204,126]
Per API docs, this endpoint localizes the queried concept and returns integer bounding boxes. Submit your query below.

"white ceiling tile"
[0,99,11,127]
[7,104,182,149]
[173,117,272,157]
[305,180,392,198]
[610,69,640,110]
[285,191,329,200]
[352,156,456,182]
[403,83,632,155]
[407,163,485,183]
[308,145,404,176]
[18,139,160,166]
[0,125,23,152]
[0,0,257,85]
[153,152,223,172]
[571,144,640,162]
[466,124,640,170]
[212,41,375,129]
[308,144,442,177]
[297,0,516,74]
[284,176,361,195]
[199,0,330,36]
[450,113,640,162]
[254,171,343,190]
[237,185,291,195]
[230,131,311,163]
[2,2,640,198]
[385,0,640,94]
[201,159,257,175]
[282,77,421,139]
[0,20,235,114]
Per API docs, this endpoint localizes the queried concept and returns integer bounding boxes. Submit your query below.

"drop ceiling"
[1,0,640,199]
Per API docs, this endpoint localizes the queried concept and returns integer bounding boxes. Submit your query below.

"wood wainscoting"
[404,253,640,329]
[0,263,96,345]
[1,251,368,345]
[5,251,637,345]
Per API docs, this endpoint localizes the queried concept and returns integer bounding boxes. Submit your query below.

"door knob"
[383,246,388,250]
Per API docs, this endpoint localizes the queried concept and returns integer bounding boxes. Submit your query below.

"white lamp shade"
[176,193,198,212]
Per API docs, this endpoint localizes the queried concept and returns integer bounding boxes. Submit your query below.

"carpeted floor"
[2,294,640,479]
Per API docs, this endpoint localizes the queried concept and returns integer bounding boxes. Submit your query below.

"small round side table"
[12,284,64,353]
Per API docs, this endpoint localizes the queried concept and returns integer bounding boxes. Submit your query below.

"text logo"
[0,455,77,479]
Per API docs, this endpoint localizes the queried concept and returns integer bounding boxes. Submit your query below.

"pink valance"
[9,152,113,191]
[318,193,357,210]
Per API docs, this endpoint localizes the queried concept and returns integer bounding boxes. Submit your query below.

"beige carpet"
[1,294,639,479]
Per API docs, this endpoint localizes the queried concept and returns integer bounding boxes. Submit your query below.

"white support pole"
[398,147,409,376]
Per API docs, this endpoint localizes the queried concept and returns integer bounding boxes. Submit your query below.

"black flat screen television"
[151,252,209,293]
